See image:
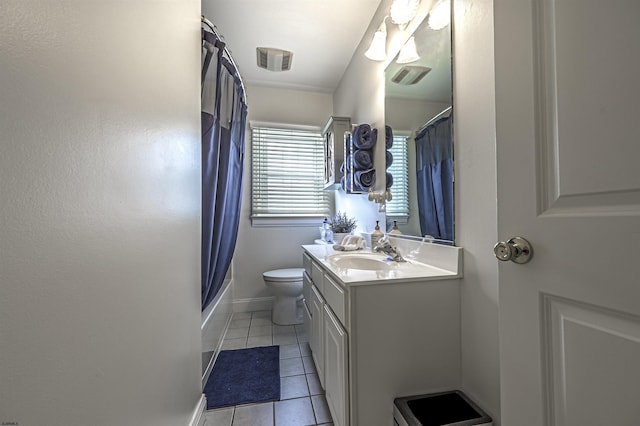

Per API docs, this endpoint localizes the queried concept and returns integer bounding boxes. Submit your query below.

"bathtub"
[201,278,233,385]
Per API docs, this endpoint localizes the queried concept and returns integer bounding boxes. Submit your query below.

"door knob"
[493,236,533,264]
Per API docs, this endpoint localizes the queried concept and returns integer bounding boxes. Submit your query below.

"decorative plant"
[330,211,357,233]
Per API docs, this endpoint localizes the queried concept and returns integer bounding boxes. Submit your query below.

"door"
[495,1,640,425]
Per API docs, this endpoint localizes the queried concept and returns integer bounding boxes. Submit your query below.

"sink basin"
[326,253,393,271]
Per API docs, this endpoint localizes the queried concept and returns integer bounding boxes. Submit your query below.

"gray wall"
[0,2,203,425]
[333,0,501,422]
[232,85,334,305]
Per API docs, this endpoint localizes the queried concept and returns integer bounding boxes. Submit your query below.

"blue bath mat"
[204,345,280,409]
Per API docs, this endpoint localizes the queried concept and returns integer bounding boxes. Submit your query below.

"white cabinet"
[304,257,349,425]
[322,116,351,189]
[302,247,461,426]
[324,304,349,426]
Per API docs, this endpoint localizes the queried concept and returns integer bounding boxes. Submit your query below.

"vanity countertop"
[302,243,462,286]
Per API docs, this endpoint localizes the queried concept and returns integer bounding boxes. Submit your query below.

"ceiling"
[202,0,382,93]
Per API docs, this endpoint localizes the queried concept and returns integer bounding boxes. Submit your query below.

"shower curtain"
[201,30,247,310]
[415,115,453,241]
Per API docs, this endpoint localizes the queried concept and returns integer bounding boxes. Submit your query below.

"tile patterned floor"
[203,310,333,426]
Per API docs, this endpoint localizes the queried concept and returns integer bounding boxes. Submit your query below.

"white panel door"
[494,1,640,425]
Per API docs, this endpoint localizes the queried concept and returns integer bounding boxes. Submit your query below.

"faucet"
[374,237,406,262]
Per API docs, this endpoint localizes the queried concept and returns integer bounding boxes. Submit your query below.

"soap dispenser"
[390,220,402,235]
[371,220,384,248]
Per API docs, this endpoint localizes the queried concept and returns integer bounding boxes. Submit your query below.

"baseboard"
[232,296,274,313]
[188,394,207,426]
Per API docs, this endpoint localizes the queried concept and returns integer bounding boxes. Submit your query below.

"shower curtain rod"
[201,15,247,104]
[417,105,452,135]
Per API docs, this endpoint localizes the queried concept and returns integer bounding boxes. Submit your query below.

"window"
[386,133,410,219]
[251,122,330,226]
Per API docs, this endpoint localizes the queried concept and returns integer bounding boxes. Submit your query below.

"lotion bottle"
[371,220,384,248]
[390,220,402,235]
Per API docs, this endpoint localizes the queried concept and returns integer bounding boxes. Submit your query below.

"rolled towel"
[333,235,366,251]
[353,149,373,170]
[333,243,362,251]
[386,172,394,189]
[354,168,376,191]
[344,235,365,247]
[340,160,347,174]
[340,176,347,192]
[385,150,393,168]
[385,125,393,149]
[352,124,376,150]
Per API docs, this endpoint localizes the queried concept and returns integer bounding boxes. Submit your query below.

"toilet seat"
[263,268,304,282]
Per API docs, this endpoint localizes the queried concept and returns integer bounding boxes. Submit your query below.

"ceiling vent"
[391,65,432,85]
[256,47,293,72]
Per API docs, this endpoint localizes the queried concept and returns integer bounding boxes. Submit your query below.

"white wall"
[0,2,203,425]
[332,0,444,239]
[453,0,501,422]
[232,85,334,306]
[334,0,501,422]
[332,2,388,232]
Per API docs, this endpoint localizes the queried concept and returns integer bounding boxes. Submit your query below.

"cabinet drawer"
[311,260,324,293]
[303,252,312,276]
[324,275,346,326]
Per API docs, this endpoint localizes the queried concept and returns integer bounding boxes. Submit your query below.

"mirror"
[384,4,453,244]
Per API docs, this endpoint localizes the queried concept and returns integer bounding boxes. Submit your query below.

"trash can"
[394,390,492,426]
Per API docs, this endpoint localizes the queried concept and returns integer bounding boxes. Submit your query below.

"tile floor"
[203,310,333,426]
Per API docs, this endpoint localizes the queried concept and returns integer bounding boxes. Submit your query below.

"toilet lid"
[263,268,304,282]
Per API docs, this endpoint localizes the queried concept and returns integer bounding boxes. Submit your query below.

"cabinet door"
[324,305,349,426]
[310,284,325,388]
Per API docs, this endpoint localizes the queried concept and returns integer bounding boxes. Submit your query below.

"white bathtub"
[201,279,233,385]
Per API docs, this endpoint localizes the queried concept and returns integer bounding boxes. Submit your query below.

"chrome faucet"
[374,238,406,262]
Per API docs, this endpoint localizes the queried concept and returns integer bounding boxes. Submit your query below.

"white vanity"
[301,238,463,426]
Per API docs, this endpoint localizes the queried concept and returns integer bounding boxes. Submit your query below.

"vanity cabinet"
[304,252,348,426]
[302,246,462,426]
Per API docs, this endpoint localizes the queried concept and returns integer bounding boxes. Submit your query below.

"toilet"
[263,268,305,325]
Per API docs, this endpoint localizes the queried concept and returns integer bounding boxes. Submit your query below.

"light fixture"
[396,36,420,64]
[390,0,420,28]
[428,0,451,30]
[364,18,387,61]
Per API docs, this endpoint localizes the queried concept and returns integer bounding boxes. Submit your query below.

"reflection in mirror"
[384,4,453,244]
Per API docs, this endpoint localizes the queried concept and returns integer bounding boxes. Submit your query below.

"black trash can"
[394,390,492,426]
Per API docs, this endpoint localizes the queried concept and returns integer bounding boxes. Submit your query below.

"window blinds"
[386,134,409,217]
[251,124,330,218]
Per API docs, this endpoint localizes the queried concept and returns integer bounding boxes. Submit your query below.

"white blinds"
[251,124,330,218]
[386,134,409,217]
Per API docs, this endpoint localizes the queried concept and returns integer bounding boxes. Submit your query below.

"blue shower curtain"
[201,30,247,310]
[415,115,453,241]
